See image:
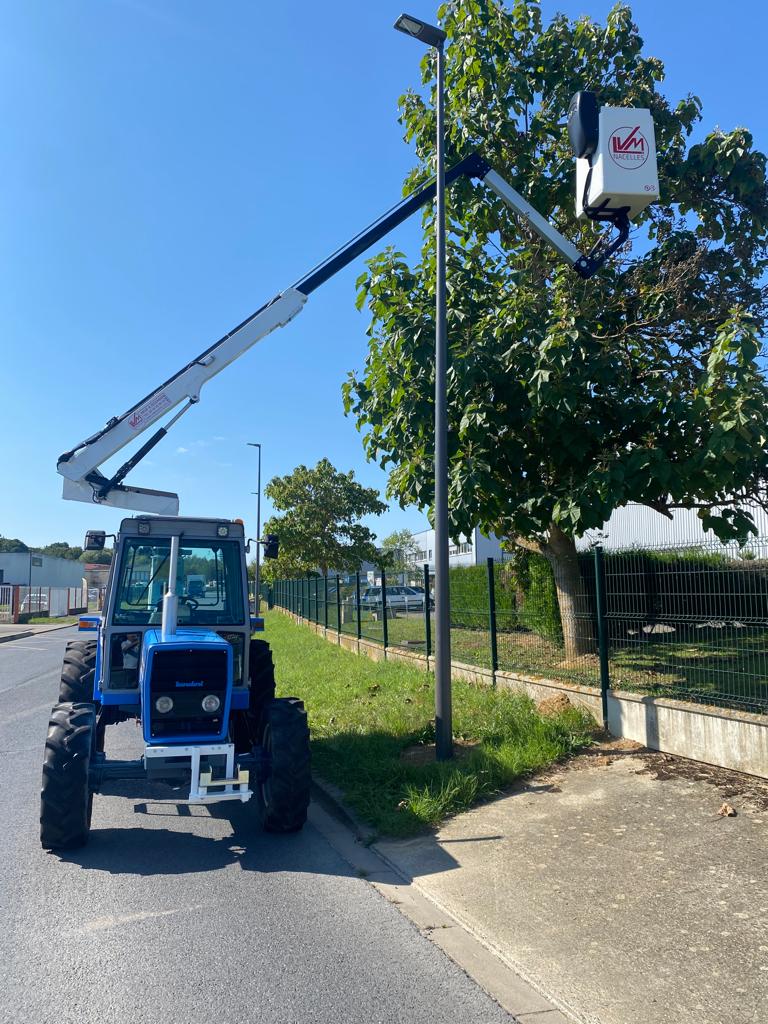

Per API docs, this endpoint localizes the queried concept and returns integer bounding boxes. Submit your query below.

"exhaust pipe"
[161,535,180,640]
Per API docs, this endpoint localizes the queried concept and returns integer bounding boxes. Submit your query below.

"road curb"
[310,775,378,843]
[0,630,33,644]
[308,774,573,1023]
[28,623,78,634]
[0,622,77,645]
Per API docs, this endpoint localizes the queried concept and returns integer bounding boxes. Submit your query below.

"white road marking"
[76,904,215,934]
[0,645,48,652]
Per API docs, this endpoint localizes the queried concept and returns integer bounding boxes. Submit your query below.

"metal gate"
[0,585,12,623]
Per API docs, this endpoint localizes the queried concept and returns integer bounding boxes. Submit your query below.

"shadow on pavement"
[54,795,345,876]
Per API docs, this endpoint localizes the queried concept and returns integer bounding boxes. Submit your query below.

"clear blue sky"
[1,0,766,548]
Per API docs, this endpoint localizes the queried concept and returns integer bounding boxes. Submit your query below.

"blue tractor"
[40,516,310,849]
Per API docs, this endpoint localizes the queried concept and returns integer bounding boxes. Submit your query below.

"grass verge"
[265,611,595,837]
[24,615,79,626]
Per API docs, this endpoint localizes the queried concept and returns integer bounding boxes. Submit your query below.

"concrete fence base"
[279,609,768,781]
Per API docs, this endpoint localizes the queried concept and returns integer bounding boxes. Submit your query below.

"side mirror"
[84,530,106,552]
[262,534,279,560]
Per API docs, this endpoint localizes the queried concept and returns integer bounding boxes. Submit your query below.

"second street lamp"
[394,12,453,761]
[247,442,262,611]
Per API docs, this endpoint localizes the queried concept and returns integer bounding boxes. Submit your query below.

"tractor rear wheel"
[59,640,97,705]
[259,697,310,833]
[40,702,95,850]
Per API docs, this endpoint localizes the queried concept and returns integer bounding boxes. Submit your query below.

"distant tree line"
[0,536,112,563]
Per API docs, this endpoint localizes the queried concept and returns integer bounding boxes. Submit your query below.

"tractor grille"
[148,647,228,739]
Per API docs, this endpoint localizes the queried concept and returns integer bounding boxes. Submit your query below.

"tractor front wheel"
[259,698,310,833]
[40,702,95,850]
[233,638,277,752]
[59,640,98,705]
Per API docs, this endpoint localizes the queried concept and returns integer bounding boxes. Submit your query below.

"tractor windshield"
[113,538,245,626]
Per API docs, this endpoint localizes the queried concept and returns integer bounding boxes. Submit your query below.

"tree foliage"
[0,536,28,553]
[79,548,113,564]
[40,541,84,560]
[343,0,768,655]
[380,528,420,575]
[260,458,386,580]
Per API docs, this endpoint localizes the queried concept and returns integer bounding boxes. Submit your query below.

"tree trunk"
[544,525,594,660]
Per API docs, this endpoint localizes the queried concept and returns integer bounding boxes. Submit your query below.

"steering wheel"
[153,595,199,611]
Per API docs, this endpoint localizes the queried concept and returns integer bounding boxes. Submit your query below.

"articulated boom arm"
[58,152,622,515]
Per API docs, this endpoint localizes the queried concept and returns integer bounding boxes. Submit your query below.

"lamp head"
[394,13,446,48]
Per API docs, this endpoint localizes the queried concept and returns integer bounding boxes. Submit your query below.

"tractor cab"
[97,517,252,702]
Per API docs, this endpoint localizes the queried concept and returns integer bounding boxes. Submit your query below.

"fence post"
[593,545,610,731]
[381,567,388,649]
[487,557,498,681]
[314,577,319,623]
[423,563,431,658]
[324,575,328,630]
[336,575,341,634]
[355,571,362,640]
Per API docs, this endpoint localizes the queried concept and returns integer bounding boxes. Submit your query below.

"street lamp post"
[394,12,452,760]
[247,442,262,611]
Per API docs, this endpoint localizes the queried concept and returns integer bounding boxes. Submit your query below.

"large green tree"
[344,0,768,657]
[259,458,386,581]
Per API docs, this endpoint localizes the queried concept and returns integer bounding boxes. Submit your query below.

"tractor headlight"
[202,694,221,713]
[155,695,174,714]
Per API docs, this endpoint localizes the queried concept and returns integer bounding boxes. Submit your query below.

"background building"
[0,552,86,588]
[576,502,768,552]
[407,527,505,571]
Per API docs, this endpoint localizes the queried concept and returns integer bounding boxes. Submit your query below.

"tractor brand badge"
[608,125,649,168]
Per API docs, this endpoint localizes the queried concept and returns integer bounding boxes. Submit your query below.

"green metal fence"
[270,541,768,718]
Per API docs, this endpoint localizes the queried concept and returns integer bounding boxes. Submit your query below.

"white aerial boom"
[58,97,658,516]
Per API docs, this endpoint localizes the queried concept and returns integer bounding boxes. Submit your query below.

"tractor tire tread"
[40,701,95,850]
[260,697,310,833]
[59,641,97,704]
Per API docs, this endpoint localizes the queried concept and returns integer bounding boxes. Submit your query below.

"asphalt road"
[0,628,512,1024]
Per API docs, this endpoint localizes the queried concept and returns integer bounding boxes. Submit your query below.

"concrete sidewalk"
[0,621,75,643]
[374,744,768,1024]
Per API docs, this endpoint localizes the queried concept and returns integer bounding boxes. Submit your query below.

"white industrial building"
[0,552,86,588]
[407,527,505,570]
[576,502,768,552]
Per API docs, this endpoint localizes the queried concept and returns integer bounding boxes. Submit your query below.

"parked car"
[360,586,432,612]
[21,593,48,613]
